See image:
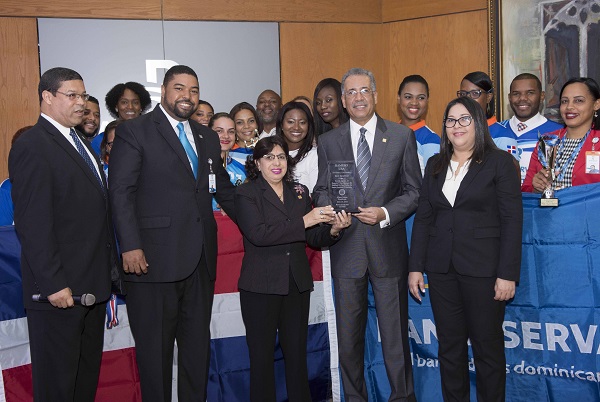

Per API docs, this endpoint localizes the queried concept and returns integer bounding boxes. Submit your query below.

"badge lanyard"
[208,158,217,193]
[554,129,591,182]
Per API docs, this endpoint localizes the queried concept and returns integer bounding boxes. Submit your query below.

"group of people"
[6,61,600,402]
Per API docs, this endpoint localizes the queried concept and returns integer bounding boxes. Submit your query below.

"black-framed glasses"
[444,116,473,128]
[456,89,491,100]
[54,90,90,101]
[263,153,287,161]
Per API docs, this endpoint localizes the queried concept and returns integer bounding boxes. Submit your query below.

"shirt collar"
[349,113,378,135]
[159,104,190,134]
[509,113,546,133]
[41,113,71,136]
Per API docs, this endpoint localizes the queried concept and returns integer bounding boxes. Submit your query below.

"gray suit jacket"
[313,116,421,278]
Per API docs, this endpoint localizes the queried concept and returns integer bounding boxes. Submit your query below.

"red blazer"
[522,128,600,192]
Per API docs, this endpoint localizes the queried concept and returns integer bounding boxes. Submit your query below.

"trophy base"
[540,197,559,207]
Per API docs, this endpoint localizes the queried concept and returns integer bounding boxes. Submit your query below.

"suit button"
[286,252,290,256]
[106,243,111,248]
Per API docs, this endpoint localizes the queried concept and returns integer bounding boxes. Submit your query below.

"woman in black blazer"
[408,97,522,402]
[235,136,350,402]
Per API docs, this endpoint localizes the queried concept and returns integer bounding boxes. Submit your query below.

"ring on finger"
[319,210,323,215]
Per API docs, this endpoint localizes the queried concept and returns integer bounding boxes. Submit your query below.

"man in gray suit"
[313,68,421,401]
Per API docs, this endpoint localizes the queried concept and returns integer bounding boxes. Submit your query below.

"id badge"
[208,173,217,193]
[585,151,600,174]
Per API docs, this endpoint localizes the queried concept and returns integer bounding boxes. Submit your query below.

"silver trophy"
[537,132,560,207]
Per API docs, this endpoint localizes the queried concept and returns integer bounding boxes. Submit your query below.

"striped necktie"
[68,128,105,193]
[177,122,198,179]
[357,127,371,190]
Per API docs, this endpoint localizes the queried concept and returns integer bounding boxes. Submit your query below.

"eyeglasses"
[444,116,473,128]
[263,154,287,161]
[344,88,373,97]
[456,89,491,100]
[55,90,90,101]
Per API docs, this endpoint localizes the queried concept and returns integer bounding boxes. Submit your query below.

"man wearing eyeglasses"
[313,68,421,402]
[9,67,120,401]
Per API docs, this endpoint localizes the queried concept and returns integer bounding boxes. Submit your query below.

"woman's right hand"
[303,205,336,228]
[408,272,426,302]
[532,168,551,193]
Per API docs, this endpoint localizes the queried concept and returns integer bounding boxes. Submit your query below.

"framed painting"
[490,0,600,121]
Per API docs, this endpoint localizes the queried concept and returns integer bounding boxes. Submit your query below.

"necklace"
[277,191,284,202]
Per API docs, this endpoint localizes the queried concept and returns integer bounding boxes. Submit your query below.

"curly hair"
[105,82,152,119]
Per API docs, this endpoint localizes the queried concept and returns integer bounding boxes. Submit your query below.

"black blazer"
[109,105,235,282]
[235,177,339,295]
[9,116,118,309]
[409,149,523,281]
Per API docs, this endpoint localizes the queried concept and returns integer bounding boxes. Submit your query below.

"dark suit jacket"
[109,105,235,282]
[9,116,117,310]
[312,116,422,278]
[235,177,339,295]
[409,149,523,281]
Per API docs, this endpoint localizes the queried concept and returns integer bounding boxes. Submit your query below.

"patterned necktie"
[356,127,371,190]
[68,128,105,192]
[517,122,527,132]
[177,122,198,179]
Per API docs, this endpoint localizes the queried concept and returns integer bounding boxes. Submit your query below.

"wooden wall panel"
[382,0,487,22]
[280,23,391,120]
[0,18,40,180]
[166,0,381,23]
[385,10,489,134]
[0,0,161,19]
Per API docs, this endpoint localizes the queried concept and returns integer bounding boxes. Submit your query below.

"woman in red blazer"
[522,77,600,192]
[235,136,350,402]
[409,97,523,401]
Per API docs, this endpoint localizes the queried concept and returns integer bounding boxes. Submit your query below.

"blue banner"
[359,184,600,401]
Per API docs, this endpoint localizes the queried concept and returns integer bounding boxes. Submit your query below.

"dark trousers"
[27,303,105,402]
[427,265,507,402]
[126,257,215,402]
[240,277,311,402]
[334,273,416,402]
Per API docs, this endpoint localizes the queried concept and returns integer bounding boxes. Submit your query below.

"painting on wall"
[491,0,600,121]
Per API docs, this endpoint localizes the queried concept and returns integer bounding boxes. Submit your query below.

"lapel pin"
[382,138,387,143]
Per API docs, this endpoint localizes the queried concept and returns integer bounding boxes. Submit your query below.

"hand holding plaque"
[328,161,359,213]
[537,132,560,207]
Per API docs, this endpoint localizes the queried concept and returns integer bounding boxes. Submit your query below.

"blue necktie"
[69,128,105,192]
[177,122,198,179]
[356,127,371,190]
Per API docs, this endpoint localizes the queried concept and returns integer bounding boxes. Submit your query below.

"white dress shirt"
[160,105,197,171]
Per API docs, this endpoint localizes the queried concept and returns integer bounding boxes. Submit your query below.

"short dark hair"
[229,102,264,135]
[163,65,198,86]
[105,82,152,119]
[312,78,349,136]
[87,95,99,106]
[101,120,121,163]
[398,75,429,97]
[462,71,495,118]
[245,136,294,182]
[208,112,233,129]
[198,100,214,114]
[275,101,315,164]
[510,73,542,92]
[432,96,497,176]
[560,77,600,129]
[38,67,83,103]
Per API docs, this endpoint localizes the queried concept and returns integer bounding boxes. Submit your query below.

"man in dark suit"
[109,65,236,402]
[313,68,422,402]
[9,67,118,401]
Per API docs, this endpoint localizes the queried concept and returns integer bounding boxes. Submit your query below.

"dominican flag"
[507,144,518,155]
[0,215,333,401]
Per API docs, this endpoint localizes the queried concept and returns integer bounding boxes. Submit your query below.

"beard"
[165,99,197,120]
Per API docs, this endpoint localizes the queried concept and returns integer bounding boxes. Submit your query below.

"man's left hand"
[355,207,385,225]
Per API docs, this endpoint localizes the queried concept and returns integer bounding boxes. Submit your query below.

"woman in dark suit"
[235,136,350,402]
[408,97,522,402]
